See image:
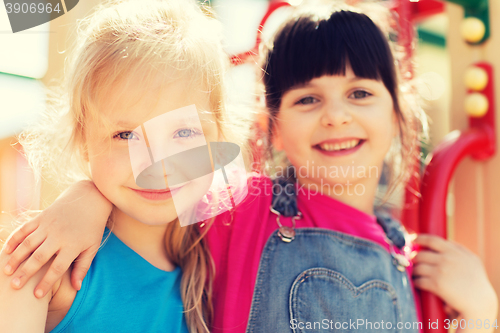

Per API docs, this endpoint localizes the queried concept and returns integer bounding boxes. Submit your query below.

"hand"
[412,234,498,324]
[1,180,112,298]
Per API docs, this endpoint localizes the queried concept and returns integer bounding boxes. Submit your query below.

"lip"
[313,138,366,157]
[130,185,184,201]
[315,137,365,145]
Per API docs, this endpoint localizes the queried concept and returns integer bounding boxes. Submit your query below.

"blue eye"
[296,96,318,105]
[114,132,137,140]
[350,90,371,99]
[174,128,201,139]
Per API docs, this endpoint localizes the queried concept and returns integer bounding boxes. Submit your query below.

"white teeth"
[319,139,360,152]
[345,140,355,149]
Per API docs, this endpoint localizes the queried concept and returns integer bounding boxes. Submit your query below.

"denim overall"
[246,178,419,333]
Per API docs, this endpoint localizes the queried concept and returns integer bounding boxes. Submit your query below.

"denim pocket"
[290,268,401,333]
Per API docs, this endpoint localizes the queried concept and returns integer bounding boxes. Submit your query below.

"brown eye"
[115,132,137,140]
[296,96,318,105]
[350,90,371,99]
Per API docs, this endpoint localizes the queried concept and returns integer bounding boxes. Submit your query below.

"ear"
[272,122,284,152]
[391,110,399,139]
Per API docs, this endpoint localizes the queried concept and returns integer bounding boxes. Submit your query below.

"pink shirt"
[206,176,419,333]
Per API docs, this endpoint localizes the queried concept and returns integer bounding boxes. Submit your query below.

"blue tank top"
[50,228,189,333]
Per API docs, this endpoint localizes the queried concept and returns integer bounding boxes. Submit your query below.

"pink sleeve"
[205,175,274,333]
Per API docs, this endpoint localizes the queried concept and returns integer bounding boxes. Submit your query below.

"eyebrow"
[288,76,368,91]
[114,116,202,130]
[115,120,141,128]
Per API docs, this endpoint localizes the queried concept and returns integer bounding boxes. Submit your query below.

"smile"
[130,185,184,201]
[314,139,365,156]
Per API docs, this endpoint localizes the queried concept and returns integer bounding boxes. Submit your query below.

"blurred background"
[0,0,498,320]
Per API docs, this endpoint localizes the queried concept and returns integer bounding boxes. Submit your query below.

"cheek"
[369,111,396,153]
[89,147,131,185]
[277,113,312,146]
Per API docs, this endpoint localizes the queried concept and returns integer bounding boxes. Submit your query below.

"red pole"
[419,62,496,333]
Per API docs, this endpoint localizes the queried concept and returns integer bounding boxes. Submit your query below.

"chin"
[124,208,179,226]
[138,216,179,226]
[149,210,179,224]
[306,176,362,193]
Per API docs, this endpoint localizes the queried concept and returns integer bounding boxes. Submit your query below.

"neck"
[296,176,379,216]
[109,207,175,271]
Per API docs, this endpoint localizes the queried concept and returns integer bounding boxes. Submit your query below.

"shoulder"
[0,254,72,333]
[46,268,77,332]
[211,173,272,225]
[240,173,274,209]
[374,210,411,249]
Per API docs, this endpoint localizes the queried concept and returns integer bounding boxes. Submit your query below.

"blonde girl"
[0,0,250,332]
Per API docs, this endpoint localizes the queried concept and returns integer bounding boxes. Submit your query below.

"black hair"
[262,9,403,144]
[260,6,427,203]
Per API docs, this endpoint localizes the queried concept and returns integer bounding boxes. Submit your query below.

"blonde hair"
[17,0,251,331]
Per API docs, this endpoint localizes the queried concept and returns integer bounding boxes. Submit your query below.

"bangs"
[264,10,396,109]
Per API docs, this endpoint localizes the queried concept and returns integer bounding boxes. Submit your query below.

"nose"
[162,158,176,175]
[136,159,168,190]
[320,98,352,127]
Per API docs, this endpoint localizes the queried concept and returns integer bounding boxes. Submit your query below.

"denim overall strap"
[270,178,407,249]
[245,178,419,332]
[271,177,299,217]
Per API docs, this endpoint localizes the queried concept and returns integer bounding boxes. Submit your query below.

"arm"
[413,234,498,333]
[0,253,52,333]
[1,180,112,298]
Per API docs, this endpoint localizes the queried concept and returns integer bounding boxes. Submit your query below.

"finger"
[414,234,449,253]
[34,252,75,298]
[4,233,46,276]
[453,241,473,255]
[70,248,97,291]
[444,304,460,320]
[412,250,441,265]
[2,220,39,255]
[9,241,56,289]
[412,276,437,293]
[412,263,435,278]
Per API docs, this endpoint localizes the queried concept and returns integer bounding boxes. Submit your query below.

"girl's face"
[274,66,397,200]
[84,72,219,226]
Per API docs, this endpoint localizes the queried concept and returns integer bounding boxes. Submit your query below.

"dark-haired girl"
[2,2,496,333]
